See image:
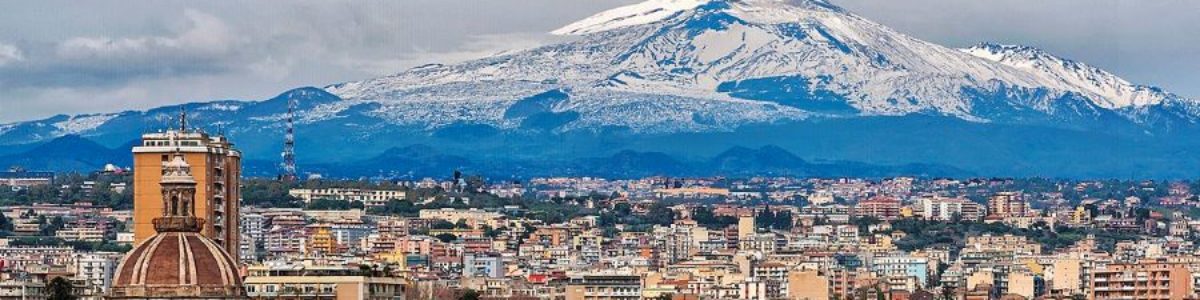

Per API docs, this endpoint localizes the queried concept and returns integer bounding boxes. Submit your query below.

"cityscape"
[2,0,1200,300]
[4,122,1200,299]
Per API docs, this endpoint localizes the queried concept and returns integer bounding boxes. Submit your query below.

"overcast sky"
[0,0,1196,123]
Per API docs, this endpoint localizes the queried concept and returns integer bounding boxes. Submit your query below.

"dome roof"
[110,231,244,299]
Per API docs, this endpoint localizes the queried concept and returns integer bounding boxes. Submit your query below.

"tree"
[370,199,419,216]
[692,206,737,230]
[774,210,794,230]
[645,204,676,225]
[757,209,794,231]
[613,203,633,216]
[464,175,486,193]
[435,233,458,243]
[458,289,480,300]
[482,225,504,238]
[940,286,956,300]
[47,276,76,300]
[1135,207,1151,222]
[40,215,65,236]
[852,216,881,234]
[241,178,303,208]
[305,199,364,210]
[431,220,456,230]
[0,210,12,233]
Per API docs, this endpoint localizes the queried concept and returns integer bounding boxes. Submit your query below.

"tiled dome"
[109,230,244,299]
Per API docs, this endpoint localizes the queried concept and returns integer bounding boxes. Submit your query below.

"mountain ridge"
[2,0,1198,178]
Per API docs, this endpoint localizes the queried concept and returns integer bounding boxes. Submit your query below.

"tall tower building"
[738,212,756,240]
[132,112,242,258]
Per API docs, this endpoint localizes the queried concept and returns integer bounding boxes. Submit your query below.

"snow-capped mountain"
[3,0,1199,178]
[324,0,1194,133]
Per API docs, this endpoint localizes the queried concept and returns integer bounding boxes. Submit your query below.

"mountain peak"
[275,86,339,101]
[552,0,843,35]
[552,0,709,35]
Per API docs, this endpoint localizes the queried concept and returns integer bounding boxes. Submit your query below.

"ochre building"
[132,121,241,259]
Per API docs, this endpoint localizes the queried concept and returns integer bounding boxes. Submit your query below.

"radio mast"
[280,98,297,181]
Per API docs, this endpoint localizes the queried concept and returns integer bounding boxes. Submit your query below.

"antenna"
[179,106,188,132]
[280,97,297,181]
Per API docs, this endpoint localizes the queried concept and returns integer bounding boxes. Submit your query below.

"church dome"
[109,229,245,299]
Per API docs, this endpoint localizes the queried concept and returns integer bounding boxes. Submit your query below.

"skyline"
[0,0,1197,123]
[7,2,1200,300]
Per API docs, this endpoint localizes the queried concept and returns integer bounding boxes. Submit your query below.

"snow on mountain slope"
[52,114,119,135]
[961,43,1172,109]
[326,0,1195,133]
[0,123,15,136]
[552,0,709,35]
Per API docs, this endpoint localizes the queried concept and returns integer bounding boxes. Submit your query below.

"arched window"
[170,195,180,215]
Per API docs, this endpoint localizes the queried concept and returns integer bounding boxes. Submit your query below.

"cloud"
[334,33,567,76]
[46,10,237,82]
[0,0,631,123]
[0,9,243,91]
[57,10,233,60]
[0,43,22,66]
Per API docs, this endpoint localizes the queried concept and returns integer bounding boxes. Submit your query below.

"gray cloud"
[0,0,633,123]
[0,43,22,66]
[0,0,1196,123]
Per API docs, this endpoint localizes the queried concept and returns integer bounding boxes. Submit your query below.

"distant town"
[4,133,1200,300]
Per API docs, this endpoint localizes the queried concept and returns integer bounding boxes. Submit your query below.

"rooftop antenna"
[179,106,189,133]
[279,97,297,181]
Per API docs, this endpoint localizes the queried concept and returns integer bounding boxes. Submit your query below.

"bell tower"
[154,152,205,233]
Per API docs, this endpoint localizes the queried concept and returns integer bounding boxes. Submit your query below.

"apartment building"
[1090,259,1192,300]
[288,188,407,207]
[564,274,642,300]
